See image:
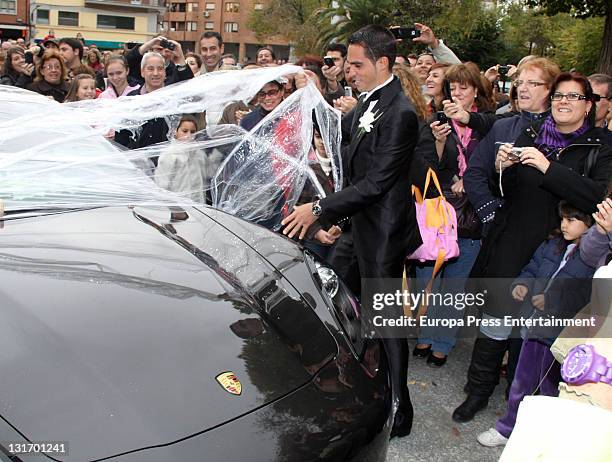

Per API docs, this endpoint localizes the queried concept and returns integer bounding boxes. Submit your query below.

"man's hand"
[322,64,342,91]
[139,36,162,55]
[531,294,545,311]
[169,39,185,65]
[512,284,528,302]
[314,226,342,245]
[281,203,318,239]
[413,23,439,49]
[333,96,357,114]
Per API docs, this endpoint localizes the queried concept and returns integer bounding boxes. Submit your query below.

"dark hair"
[64,73,95,102]
[444,62,497,112]
[550,72,597,126]
[2,46,24,76]
[303,64,325,92]
[558,200,595,227]
[347,25,396,72]
[199,31,223,46]
[185,52,202,68]
[177,114,199,131]
[325,42,347,57]
[588,73,612,99]
[257,47,276,60]
[296,54,323,68]
[59,37,84,60]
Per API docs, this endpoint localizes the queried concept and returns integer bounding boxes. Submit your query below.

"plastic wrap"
[0,65,342,227]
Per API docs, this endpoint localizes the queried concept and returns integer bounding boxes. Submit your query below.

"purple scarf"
[535,115,590,156]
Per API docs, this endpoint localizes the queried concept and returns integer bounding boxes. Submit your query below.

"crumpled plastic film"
[0,65,342,224]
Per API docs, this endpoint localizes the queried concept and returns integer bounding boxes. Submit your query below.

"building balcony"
[84,0,165,14]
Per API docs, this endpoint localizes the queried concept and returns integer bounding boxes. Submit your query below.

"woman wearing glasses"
[454,72,612,425]
[26,50,69,102]
[240,79,284,131]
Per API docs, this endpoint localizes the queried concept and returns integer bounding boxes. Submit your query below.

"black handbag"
[444,188,481,239]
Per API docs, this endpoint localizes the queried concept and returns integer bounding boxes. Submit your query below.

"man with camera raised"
[126,36,193,87]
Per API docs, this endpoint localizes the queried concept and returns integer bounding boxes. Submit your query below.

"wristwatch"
[561,344,612,386]
[312,199,322,217]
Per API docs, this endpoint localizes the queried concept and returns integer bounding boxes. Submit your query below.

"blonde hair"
[393,64,430,120]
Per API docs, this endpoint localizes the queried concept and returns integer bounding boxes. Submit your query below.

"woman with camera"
[454,71,612,423]
[1,46,32,87]
[411,63,496,367]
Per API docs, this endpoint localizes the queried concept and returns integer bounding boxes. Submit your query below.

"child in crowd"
[477,201,596,448]
[63,74,96,102]
[154,115,223,204]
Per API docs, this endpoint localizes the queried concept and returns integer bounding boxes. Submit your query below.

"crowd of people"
[2,21,612,454]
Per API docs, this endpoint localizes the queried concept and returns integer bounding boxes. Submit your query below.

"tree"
[526,0,611,73]
[314,0,395,50]
[247,0,325,56]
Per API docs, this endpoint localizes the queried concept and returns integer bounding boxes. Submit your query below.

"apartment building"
[30,0,164,49]
[161,0,290,63]
[0,0,29,40]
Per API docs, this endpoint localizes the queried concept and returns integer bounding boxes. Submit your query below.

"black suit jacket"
[319,77,421,278]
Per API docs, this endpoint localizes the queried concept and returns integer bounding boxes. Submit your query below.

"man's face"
[151,41,173,63]
[58,43,78,66]
[141,56,166,91]
[16,38,25,49]
[257,49,273,66]
[327,50,345,77]
[200,37,223,70]
[221,56,236,66]
[590,81,610,126]
[346,44,381,93]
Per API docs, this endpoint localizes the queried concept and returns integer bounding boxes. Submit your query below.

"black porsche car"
[0,203,393,461]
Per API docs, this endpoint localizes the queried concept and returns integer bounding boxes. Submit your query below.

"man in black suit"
[282,25,421,438]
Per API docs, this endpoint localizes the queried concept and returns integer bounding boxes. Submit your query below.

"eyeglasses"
[257,88,280,99]
[551,92,588,102]
[43,64,61,71]
[513,79,547,88]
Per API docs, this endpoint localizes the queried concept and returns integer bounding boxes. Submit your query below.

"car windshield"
[0,66,341,230]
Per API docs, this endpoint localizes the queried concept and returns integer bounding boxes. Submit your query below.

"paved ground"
[387,337,507,462]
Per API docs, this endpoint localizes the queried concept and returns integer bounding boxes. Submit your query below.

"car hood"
[0,206,337,461]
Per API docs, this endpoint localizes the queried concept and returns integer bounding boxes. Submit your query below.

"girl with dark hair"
[0,46,33,87]
[477,201,596,448]
[424,62,450,112]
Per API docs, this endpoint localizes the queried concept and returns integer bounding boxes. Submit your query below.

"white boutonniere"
[357,100,383,137]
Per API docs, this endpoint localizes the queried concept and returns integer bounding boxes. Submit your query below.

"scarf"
[451,105,477,176]
[534,115,591,157]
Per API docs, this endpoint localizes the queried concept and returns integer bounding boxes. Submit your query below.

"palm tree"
[314,0,394,50]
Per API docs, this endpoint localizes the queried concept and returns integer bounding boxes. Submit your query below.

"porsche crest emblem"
[216,372,242,395]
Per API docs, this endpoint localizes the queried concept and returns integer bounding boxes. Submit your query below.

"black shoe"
[452,395,489,423]
[427,352,447,367]
[412,344,431,358]
[390,405,413,439]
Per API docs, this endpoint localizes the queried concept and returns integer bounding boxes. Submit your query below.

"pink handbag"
[404,169,460,318]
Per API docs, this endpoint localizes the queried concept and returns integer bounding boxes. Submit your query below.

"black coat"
[470,122,612,318]
[26,79,69,103]
[319,77,421,278]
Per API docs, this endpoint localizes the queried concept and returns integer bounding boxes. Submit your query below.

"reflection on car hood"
[0,206,336,461]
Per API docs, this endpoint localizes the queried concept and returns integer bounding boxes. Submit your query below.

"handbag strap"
[423,168,445,200]
[403,249,446,319]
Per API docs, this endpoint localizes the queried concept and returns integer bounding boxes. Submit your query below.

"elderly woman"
[412,63,497,366]
[26,50,69,102]
[85,47,103,72]
[0,46,34,87]
[454,72,612,423]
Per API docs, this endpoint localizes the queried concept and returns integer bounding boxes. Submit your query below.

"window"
[170,2,186,12]
[171,21,186,31]
[97,15,135,30]
[225,2,239,13]
[0,0,16,15]
[58,11,79,27]
[37,9,50,25]
[254,3,264,10]
[187,2,198,12]
[187,22,198,31]
[205,2,215,9]
[204,21,214,30]
[224,22,238,33]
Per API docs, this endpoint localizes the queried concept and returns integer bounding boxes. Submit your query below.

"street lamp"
[29,4,42,42]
